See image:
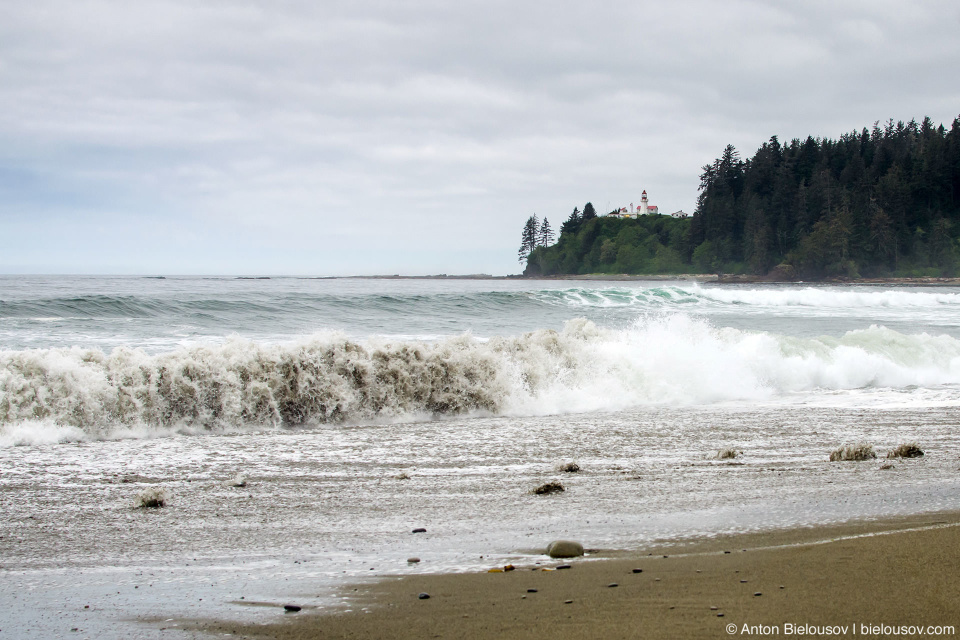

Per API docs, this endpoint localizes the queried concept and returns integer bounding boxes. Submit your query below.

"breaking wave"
[3,316,960,444]
[692,286,960,308]
[9,285,960,321]
[531,284,960,309]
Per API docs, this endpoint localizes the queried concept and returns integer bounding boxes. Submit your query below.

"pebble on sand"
[407,557,421,563]
[632,568,643,573]
[412,528,427,533]
[283,605,302,612]
[546,540,584,558]
[418,593,430,600]
[607,583,618,588]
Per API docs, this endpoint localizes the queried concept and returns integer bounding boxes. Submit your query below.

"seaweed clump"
[533,481,565,495]
[829,444,876,462]
[136,487,168,508]
[887,443,924,459]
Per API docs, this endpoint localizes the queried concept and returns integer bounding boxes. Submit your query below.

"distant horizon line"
[0,272,513,279]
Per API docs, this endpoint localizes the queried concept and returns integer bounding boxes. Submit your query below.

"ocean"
[2,275,960,638]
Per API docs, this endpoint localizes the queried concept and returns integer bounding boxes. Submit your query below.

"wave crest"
[3,317,960,442]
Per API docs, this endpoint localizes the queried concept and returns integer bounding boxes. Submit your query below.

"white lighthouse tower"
[637,190,659,216]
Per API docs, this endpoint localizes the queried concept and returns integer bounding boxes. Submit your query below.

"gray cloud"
[1,0,958,274]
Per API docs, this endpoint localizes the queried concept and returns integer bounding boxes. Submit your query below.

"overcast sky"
[1,0,959,275]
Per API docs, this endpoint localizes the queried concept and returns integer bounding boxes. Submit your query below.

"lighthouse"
[637,190,659,216]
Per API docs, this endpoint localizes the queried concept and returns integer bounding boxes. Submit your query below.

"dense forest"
[522,114,960,278]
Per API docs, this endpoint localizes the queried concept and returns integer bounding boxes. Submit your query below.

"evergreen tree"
[690,113,960,277]
[560,207,582,236]
[538,218,554,247]
[518,214,540,264]
[519,113,960,278]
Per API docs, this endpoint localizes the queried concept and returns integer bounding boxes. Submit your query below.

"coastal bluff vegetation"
[521,115,960,280]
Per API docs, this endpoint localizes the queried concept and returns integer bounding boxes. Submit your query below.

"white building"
[607,189,663,218]
[670,210,690,219]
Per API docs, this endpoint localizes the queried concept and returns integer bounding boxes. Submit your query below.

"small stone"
[740,579,747,583]
[412,527,427,533]
[547,540,584,558]
[754,592,762,597]
[561,462,580,473]
[724,550,731,554]
[710,606,718,610]
[718,613,725,617]
[632,568,643,573]
[607,583,618,588]
[283,605,301,612]
[556,564,572,570]
[779,585,785,589]
[418,593,430,600]
[564,600,573,604]
[663,555,669,558]
[527,589,538,593]
[504,564,516,572]
[407,557,420,563]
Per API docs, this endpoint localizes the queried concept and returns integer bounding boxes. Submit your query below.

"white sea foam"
[688,285,960,309]
[535,284,960,310]
[0,420,87,447]
[2,316,960,444]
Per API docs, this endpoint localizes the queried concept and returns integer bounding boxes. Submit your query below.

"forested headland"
[521,115,960,279]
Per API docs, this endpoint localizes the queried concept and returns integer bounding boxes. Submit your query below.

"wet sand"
[191,513,960,639]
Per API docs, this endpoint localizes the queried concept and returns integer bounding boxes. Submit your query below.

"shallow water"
[3,403,960,637]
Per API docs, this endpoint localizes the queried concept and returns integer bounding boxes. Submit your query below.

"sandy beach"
[189,512,960,639]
